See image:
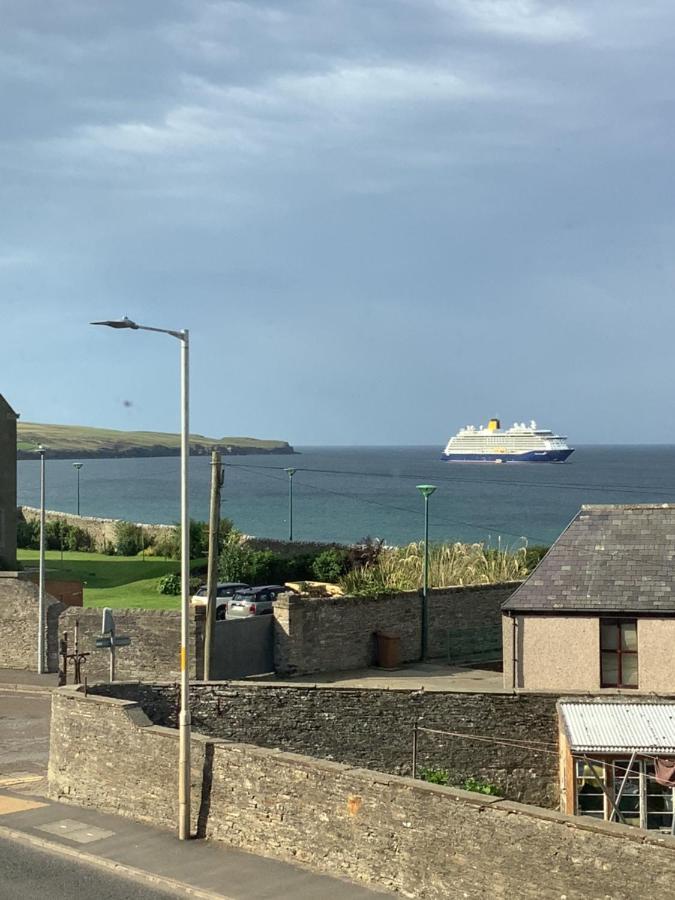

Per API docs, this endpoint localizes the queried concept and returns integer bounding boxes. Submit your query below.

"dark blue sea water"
[16,446,675,548]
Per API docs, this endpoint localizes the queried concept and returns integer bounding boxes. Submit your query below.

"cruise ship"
[442,418,574,463]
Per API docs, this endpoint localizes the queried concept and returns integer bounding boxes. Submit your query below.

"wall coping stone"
[277,581,523,608]
[54,684,675,854]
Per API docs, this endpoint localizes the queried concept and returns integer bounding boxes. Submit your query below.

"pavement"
[254,660,507,693]
[0,683,389,899]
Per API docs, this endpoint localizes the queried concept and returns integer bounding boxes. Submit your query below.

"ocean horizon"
[17,444,675,547]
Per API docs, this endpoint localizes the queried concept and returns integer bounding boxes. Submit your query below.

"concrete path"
[254,660,507,693]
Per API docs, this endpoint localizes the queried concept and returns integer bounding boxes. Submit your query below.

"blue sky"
[2,1,675,445]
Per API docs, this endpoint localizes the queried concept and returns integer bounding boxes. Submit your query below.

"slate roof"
[503,504,675,613]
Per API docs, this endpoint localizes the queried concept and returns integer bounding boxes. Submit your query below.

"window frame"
[600,618,638,688]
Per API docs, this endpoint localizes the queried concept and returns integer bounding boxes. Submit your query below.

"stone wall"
[92,680,559,807]
[59,607,204,681]
[19,506,172,553]
[0,574,64,670]
[274,582,519,676]
[49,687,675,900]
[0,395,17,569]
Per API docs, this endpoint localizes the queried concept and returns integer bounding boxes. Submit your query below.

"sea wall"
[50,686,675,900]
[91,680,559,807]
[19,507,172,553]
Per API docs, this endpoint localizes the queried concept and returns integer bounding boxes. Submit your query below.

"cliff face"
[16,422,295,460]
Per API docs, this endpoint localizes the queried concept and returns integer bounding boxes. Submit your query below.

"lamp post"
[416,484,437,660]
[72,463,83,516]
[37,445,46,674]
[285,468,296,541]
[91,316,191,841]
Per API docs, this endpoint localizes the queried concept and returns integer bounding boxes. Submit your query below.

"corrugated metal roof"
[560,702,675,753]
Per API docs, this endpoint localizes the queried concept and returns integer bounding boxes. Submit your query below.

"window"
[600,619,638,688]
[575,757,675,832]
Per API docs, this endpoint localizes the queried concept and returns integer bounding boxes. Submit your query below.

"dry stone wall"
[92,680,559,807]
[59,607,204,682]
[50,687,675,900]
[0,574,63,670]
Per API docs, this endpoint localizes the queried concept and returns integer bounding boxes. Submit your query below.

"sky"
[2,0,675,446]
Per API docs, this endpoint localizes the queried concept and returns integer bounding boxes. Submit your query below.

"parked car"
[226,584,296,619]
[191,582,250,619]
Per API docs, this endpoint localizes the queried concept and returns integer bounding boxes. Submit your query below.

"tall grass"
[339,540,529,597]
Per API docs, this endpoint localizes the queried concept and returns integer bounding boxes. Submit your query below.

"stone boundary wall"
[49,687,675,900]
[92,680,559,807]
[0,574,64,670]
[59,607,204,682]
[273,582,519,676]
[19,506,172,553]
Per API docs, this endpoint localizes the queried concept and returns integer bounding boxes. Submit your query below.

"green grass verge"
[17,549,206,610]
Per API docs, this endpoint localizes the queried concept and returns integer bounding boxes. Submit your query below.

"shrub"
[153,519,214,560]
[459,777,500,796]
[16,519,39,550]
[419,767,449,786]
[157,573,181,595]
[113,521,142,556]
[311,548,349,583]
[339,540,529,597]
[218,531,253,581]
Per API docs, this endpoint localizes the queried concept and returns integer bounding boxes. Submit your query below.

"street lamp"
[91,316,191,841]
[285,468,296,541]
[37,445,46,674]
[416,484,437,659]
[72,463,83,516]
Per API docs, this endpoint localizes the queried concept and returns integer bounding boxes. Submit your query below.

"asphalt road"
[0,692,50,778]
[0,836,179,899]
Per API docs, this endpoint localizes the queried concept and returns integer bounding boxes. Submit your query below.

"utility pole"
[37,445,46,674]
[204,450,223,680]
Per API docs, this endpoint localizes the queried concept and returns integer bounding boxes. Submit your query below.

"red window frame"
[600,618,638,688]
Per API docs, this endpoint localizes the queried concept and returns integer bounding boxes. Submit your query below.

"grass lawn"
[17,549,206,610]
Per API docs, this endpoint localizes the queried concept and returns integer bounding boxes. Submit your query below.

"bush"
[157,573,181,595]
[218,531,253,581]
[459,776,500,796]
[113,521,142,556]
[17,519,39,550]
[419,767,449,785]
[153,519,219,560]
[311,548,349,583]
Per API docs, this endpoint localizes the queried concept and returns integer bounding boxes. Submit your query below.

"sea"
[16,445,675,549]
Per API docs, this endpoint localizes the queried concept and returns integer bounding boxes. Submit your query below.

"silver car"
[227,585,294,619]
[191,582,250,619]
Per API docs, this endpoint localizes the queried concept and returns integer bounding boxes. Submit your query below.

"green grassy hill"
[17,421,294,459]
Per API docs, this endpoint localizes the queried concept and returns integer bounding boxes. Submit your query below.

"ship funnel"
[488,418,500,431]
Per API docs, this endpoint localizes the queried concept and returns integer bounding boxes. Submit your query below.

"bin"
[375,632,401,669]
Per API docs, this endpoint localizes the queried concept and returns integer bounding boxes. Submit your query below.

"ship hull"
[441,448,574,463]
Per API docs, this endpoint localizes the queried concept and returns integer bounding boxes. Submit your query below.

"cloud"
[449,0,588,42]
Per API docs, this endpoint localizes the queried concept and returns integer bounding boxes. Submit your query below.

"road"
[0,836,178,899]
[0,691,50,780]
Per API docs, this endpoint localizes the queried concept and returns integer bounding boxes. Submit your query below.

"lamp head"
[416,484,437,498]
[90,316,139,330]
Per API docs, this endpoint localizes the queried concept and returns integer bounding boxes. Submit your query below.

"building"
[502,504,675,693]
[0,394,18,569]
[558,697,675,832]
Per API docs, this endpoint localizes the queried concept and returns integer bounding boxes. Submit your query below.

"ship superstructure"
[442,418,574,463]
